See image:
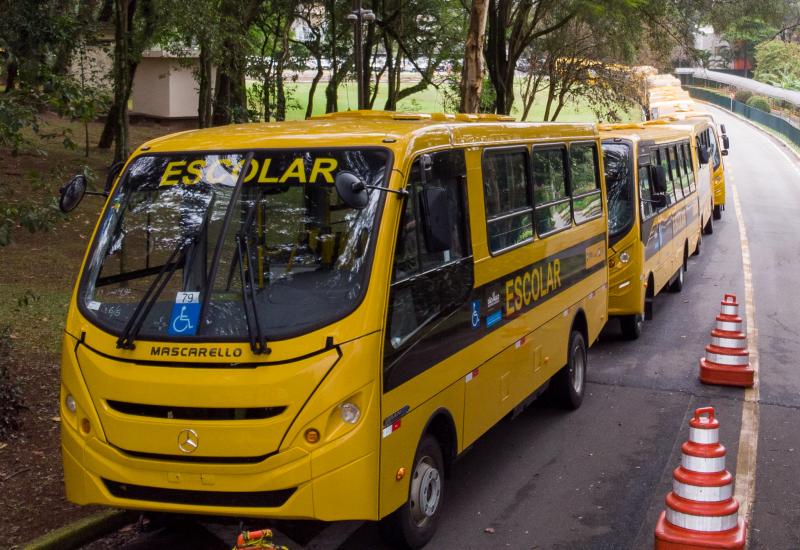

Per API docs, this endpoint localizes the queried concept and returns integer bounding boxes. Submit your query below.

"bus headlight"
[65,394,77,414]
[339,402,361,424]
[619,251,631,264]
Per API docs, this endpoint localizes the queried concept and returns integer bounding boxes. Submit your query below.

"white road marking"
[731,185,760,532]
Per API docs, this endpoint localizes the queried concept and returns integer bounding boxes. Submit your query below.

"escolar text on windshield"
[159,157,339,186]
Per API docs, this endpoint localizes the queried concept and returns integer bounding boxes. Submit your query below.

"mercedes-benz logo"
[177,429,199,454]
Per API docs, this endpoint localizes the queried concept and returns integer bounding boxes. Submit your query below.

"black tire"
[713,204,722,220]
[693,233,701,256]
[620,313,643,340]
[551,330,587,410]
[703,215,713,235]
[668,259,685,293]
[380,435,444,549]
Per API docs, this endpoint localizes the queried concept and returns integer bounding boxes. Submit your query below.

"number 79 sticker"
[168,292,200,336]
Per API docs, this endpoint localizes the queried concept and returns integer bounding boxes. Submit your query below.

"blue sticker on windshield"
[168,292,200,336]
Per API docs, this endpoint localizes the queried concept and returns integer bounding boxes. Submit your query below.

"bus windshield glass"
[602,143,634,245]
[80,148,389,343]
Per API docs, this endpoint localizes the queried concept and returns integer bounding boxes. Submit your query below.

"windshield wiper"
[235,222,269,354]
[116,234,195,350]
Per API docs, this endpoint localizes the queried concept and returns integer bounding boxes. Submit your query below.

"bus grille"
[113,445,275,464]
[107,400,286,421]
[103,479,296,508]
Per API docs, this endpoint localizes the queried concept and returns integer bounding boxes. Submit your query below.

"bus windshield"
[602,143,634,245]
[80,148,389,345]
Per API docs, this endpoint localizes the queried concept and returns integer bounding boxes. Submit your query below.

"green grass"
[0,285,72,356]
[255,80,643,123]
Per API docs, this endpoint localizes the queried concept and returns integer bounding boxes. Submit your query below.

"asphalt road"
[92,107,800,550]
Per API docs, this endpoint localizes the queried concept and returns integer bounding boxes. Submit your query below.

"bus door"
[462,146,537,446]
[637,146,662,294]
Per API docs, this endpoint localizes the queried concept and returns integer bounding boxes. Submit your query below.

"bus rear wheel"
[552,330,586,410]
[620,313,643,340]
[380,434,444,549]
[703,215,713,235]
[713,204,722,220]
[669,255,686,293]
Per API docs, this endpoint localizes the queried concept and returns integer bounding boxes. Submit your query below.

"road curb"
[23,509,137,550]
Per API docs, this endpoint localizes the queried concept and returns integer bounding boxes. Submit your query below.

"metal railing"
[686,87,800,148]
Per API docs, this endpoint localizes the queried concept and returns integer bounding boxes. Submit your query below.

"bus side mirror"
[722,134,730,150]
[720,124,727,134]
[420,186,452,253]
[59,175,87,213]
[650,165,668,194]
[334,171,370,209]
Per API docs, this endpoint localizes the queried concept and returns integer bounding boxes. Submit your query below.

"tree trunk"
[485,0,513,114]
[325,0,339,113]
[98,58,138,150]
[305,48,323,119]
[198,43,213,128]
[460,0,489,113]
[4,61,17,91]
[212,0,261,126]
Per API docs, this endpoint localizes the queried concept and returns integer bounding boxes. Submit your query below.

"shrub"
[733,90,752,104]
[0,325,25,441]
[746,95,771,112]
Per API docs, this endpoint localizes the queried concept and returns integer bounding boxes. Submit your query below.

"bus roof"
[135,111,599,155]
[599,122,693,144]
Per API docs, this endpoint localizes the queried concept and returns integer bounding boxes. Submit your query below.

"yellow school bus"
[662,110,730,223]
[601,123,703,339]
[57,111,608,548]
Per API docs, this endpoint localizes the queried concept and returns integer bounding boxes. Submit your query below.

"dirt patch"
[0,114,188,549]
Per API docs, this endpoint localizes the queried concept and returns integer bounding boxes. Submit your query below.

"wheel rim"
[409,456,441,525]
[679,268,684,284]
[570,341,585,394]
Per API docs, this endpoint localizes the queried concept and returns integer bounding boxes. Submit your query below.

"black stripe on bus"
[383,233,606,392]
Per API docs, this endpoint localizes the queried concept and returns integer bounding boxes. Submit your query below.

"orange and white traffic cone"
[654,407,746,549]
[700,294,754,387]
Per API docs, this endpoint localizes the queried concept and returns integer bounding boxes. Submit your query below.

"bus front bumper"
[62,420,378,521]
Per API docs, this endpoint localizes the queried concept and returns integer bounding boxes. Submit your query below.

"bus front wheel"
[713,204,722,220]
[380,434,444,549]
[552,330,587,410]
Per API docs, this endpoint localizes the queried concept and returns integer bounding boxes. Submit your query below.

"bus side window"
[533,145,571,236]
[668,146,684,200]
[682,143,695,192]
[385,150,472,372]
[656,148,675,205]
[676,144,690,195]
[569,142,603,224]
[483,148,533,252]
[639,166,655,219]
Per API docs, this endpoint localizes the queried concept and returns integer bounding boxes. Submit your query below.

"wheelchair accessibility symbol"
[168,292,200,336]
[470,300,481,329]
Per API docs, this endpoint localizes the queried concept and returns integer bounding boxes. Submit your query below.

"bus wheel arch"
[421,408,458,478]
[645,273,655,320]
[380,411,455,549]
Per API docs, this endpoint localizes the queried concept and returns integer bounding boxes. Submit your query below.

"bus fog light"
[80,418,91,434]
[339,402,361,425]
[619,251,630,263]
[65,394,77,413]
[304,428,320,444]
